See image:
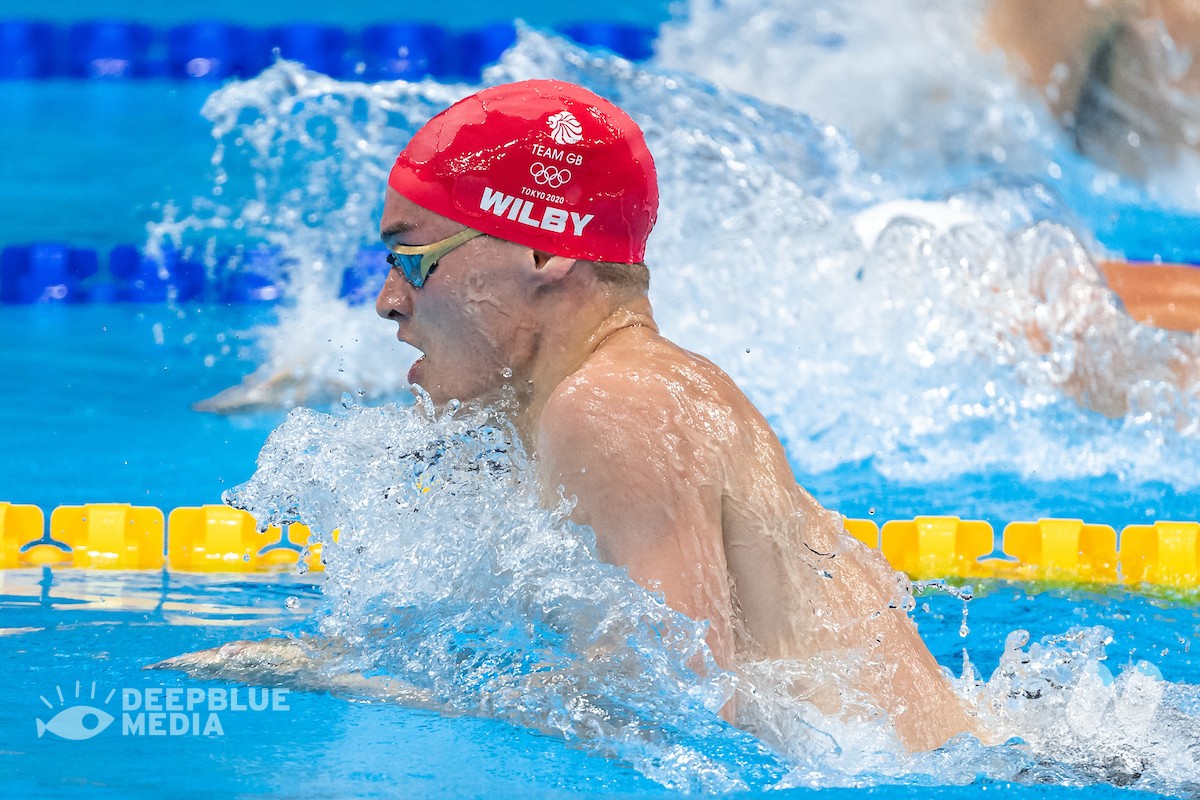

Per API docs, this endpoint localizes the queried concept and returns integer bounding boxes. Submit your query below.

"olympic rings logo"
[530,162,572,188]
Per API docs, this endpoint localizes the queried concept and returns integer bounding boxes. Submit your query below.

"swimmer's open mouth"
[407,355,426,385]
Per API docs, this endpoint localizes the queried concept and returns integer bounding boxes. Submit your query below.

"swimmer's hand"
[147,638,436,707]
[147,638,316,680]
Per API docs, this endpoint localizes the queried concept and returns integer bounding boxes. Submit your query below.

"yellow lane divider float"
[2,502,324,573]
[851,515,1198,588]
[2,502,1199,589]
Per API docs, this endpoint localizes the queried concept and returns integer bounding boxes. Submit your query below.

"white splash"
[656,0,1200,210]
[225,398,778,792]
[157,25,1200,486]
[224,400,1200,794]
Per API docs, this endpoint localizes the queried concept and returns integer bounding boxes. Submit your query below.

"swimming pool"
[4,566,1197,797]
[3,0,1200,796]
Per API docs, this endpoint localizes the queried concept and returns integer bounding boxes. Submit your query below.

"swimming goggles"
[386,228,484,288]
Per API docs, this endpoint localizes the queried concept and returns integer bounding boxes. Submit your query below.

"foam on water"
[656,0,1200,210]
[658,0,1043,191]
[964,627,1200,794]
[226,399,1200,794]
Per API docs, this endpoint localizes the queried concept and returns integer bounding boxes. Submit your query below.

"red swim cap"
[388,79,658,264]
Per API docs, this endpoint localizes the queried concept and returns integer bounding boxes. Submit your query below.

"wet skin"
[371,188,980,750]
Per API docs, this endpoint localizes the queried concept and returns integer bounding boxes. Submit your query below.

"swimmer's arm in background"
[536,377,739,720]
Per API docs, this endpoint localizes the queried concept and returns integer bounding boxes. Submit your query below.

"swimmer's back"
[542,322,863,643]
[538,321,979,750]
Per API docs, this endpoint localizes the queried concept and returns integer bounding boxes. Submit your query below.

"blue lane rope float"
[3,502,1200,588]
[0,244,99,304]
[3,242,1198,306]
[0,18,657,83]
[0,242,353,305]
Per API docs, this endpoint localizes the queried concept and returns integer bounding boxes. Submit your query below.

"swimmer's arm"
[147,638,437,708]
[537,381,739,709]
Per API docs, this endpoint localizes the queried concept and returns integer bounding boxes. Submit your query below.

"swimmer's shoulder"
[588,325,745,392]
[541,328,696,433]
[535,332,727,503]
[540,326,780,476]
[536,328,723,457]
[555,325,749,419]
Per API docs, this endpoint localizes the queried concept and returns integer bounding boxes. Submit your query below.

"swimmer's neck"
[510,292,658,441]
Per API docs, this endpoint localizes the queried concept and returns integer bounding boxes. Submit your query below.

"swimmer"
[983,0,1200,179]
[158,80,983,752]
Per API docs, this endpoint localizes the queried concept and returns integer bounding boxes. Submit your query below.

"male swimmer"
[984,0,1200,181]
[158,80,980,752]
[983,0,1200,335]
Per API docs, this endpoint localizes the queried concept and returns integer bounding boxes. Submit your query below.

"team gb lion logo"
[546,111,584,145]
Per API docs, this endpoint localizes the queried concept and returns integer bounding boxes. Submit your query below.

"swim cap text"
[480,188,594,236]
[531,143,584,165]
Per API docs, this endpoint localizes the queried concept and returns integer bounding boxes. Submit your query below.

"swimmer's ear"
[530,250,578,283]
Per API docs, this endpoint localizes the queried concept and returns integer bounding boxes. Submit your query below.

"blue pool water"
[3,0,1200,797]
[0,304,280,512]
[0,572,669,799]
[0,82,217,248]
[3,571,1198,797]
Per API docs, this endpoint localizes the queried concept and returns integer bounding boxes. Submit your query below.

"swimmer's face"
[376,188,539,405]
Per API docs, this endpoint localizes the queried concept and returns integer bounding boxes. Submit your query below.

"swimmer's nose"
[375,268,412,321]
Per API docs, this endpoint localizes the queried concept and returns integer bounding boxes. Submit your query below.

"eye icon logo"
[37,681,117,741]
[546,111,583,145]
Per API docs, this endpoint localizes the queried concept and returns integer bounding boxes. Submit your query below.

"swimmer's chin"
[406,357,474,408]
[408,374,523,414]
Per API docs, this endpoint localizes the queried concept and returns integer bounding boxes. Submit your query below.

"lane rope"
[3,502,1199,587]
